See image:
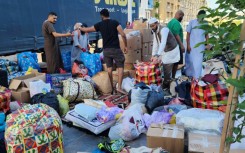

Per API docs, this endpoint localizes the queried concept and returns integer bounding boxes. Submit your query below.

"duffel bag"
[5,104,63,153]
[31,92,59,113]
[134,62,162,85]
[63,78,97,102]
[191,79,228,110]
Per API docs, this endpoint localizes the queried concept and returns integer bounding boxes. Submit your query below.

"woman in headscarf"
[71,22,89,65]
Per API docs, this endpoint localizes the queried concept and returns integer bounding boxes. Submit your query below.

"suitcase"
[0,70,8,88]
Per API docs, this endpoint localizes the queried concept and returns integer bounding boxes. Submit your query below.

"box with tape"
[147,124,184,153]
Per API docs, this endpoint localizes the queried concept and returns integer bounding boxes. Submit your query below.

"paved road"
[63,124,146,153]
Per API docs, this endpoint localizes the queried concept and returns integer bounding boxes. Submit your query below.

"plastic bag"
[109,104,146,141]
[145,88,165,114]
[29,80,51,97]
[57,95,69,116]
[80,52,102,77]
[130,83,151,106]
[17,52,40,71]
[143,110,173,128]
[176,108,225,134]
[121,77,135,93]
[96,107,123,123]
[0,113,5,132]
[61,49,71,72]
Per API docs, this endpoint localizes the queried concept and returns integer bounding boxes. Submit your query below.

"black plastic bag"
[145,89,165,114]
[31,92,59,114]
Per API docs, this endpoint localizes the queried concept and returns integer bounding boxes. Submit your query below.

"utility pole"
[128,0,132,23]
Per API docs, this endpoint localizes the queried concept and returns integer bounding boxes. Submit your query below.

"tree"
[196,0,245,152]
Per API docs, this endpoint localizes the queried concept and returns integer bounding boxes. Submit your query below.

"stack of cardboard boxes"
[121,28,153,64]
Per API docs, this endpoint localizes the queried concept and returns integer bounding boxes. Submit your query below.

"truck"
[0,0,139,55]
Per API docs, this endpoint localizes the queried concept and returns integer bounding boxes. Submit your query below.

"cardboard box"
[188,133,245,153]
[124,50,142,63]
[142,43,149,55]
[124,29,135,34]
[148,42,153,55]
[133,20,148,30]
[119,34,142,51]
[9,70,46,103]
[124,63,135,70]
[112,70,130,83]
[139,29,153,43]
[147,124,184,153]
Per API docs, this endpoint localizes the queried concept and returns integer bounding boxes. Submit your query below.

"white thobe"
[185,19,206,79]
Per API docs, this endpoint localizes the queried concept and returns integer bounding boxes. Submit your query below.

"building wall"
[139,0,153,19]
[152,0,207,26]
[180,0,207,30]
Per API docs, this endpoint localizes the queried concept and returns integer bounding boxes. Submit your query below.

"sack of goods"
[80,52,102,77]
[0,86,11,113]
[63,78,97,102]
[5,104,64,153]
[191,77,228,110]
[17,52,40,71]
[134,62,162,86]
[0,59,19,75]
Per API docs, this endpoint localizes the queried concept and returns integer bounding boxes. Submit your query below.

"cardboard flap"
[9,79,22,90]
[148,124,184,139]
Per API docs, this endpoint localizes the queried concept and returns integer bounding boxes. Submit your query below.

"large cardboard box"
[139,29,153,43]
[142,43,149,56]
[124,50,141,63]
[133,20,148,30]
[124,63,135,70]
[188,133,245,153]
[148,42,153,55]
[147,124,184,153]
[9,70,46,103]
[119,34,142,51]
[124,29,135,34]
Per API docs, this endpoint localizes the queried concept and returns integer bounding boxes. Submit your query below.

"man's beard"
[178,17,183,22]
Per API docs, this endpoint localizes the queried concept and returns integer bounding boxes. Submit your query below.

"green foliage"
[197,0,245,146]
[154,1,160,9]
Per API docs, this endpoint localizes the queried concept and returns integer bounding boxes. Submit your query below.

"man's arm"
[80,26,96,33]
[117,25,128,53]
[175,34,185,53]
[52,32,72,38]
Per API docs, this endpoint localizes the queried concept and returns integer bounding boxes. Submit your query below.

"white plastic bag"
[120,77,135,93]
[29,80,51,97]
[130,85,151,106]
[176,108,225,134]
[109,104,146,141]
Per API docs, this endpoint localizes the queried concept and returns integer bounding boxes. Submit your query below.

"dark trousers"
[162,64,174,89]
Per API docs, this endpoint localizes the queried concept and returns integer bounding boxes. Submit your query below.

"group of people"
[42,9,127,94]
[42,8,209,94]
[150,10,209,90]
